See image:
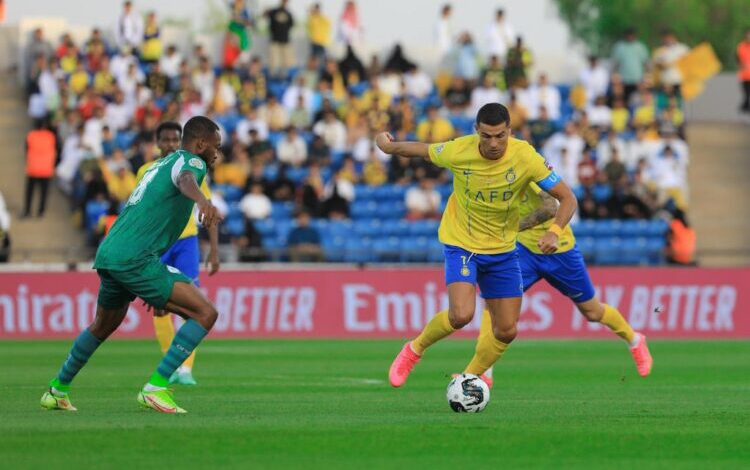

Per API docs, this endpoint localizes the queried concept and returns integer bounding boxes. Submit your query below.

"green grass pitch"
[1,339,748,469]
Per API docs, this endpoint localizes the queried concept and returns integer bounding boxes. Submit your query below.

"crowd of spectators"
[20,1,697,264]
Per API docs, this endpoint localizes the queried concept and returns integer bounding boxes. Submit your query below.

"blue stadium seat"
[382,219,411,236]
[380,201,407,219]
[226,218,245,237]
[594,237,623,265]
[323,236,347,262]
[275,219,296,243]
[286,167,309,184]
[355,185,376,201]
[351,200,378,219]
[646,220,669,237]
[574,220,597,237]
[646,237,667,265]
[263,164,279,181]
[401,236,430,262]
[221,185,244,203]
[576,237,596,263]
[345,238,374,263]
[592,184,613,203]
[353,219,382,238]
[271,202,295,220]
[437,185,452,200]
[572,185,586,201]
[409,220,439,237]
[255,219,277,238]
[427,239,444,263]
[620,220,649,238]
[268,132,285,150]
[620,237,650,265]
[593,219,621,237]
[328,220,354,238]
[373,237,401,262]
[115,131,137,150]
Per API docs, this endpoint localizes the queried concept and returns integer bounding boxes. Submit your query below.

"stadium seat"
[85,200,109,233]
[593,219,621,237]
[323,236,347,262]
[401,236,430,262]
[373,237,401,262]
[409,220,439,237]
[646,220,669,237]
[271,202,295,220]
[351,200,378,219]
[427,239,444,263]
[255,219,277,238]
[354,219,383,238]
[574,220,597,237]
[620,237,650,265]
[576,237,596,263]
[592,184,613,203]
[382,219,411,236]
[221,185,244,203]
[225,218,245,237]
[594,237,623,265]
[328,220,354,238]
[355,185,376,201]
[345,238,374,263]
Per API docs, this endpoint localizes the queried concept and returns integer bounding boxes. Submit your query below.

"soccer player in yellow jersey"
[466,184,653,389]
[137,121,220,385]
[375,103,578,388]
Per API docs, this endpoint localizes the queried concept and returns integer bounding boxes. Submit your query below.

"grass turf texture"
[1,340,748,469]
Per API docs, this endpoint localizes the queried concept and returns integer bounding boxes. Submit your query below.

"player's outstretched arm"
[374,132,430,160]
[538,181,578,254]
[177,172,223,228]
[519,191,559,231]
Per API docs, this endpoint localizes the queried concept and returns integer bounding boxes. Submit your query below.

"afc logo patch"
[435,144,445,154]
[505,168,517,183]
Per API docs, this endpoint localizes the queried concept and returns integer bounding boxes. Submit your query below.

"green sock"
[50,378,71,394]
[148,319,208,388]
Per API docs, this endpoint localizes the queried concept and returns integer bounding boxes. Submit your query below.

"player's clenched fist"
[537,231,559,254]
[374,132,395,154]
[198,200,223,228]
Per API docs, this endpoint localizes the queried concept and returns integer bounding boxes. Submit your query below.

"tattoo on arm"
[519,191,559,231]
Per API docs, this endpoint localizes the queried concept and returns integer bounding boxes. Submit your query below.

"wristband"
[548,224,563,236]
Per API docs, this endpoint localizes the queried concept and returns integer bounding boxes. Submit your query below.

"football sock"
[599,304,636,344]
[154,315,196,371]
[411,310,455,355]
[153,315,175,354]
[54,328,102,387]
[465,310,509,375]
[148,319,207,389]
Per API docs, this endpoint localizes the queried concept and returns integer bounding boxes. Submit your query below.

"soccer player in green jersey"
[41,116,223,414]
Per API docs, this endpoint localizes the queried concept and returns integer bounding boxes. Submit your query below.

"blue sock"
[149,319,208,388]
[56,329,102,386]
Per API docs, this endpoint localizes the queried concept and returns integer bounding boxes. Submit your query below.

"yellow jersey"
[136,160,212,240]
[517,182,576,254]
[429,135,555,254]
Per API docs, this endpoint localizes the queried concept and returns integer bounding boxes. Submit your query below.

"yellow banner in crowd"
[678,42,722,101]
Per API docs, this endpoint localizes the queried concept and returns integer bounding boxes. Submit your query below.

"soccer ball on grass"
[446,373,490,413]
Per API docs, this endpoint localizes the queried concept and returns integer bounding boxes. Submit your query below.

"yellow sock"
[411,310,456,355]
[153,315,175,354]
[465,310,509,375]
[600,304,636,344]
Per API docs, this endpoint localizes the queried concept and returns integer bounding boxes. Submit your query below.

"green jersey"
[94,150,208,270]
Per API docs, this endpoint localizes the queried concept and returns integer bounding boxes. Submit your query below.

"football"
[446,374,490,413]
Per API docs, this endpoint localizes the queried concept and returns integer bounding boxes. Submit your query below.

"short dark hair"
[182,116,218,144]
[156,121,182,140]
[476,103,510,127]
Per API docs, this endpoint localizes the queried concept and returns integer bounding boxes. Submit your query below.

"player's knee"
[492,323,517,344]
[448,306,474,329]
[89,306,127,339]
[577,303,603,322]
[195,304,218,330]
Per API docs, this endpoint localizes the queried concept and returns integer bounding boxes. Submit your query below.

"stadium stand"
[18,1,691,265]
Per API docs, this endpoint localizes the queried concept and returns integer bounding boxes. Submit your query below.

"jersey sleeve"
[428,139,456,169]
[171,153,207,188]
[526,148,560,192]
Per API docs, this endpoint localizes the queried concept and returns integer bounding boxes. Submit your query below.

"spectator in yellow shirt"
[416,106,455,143]
[307,3,332,64]
[363,152,387,186]
[69,62,90,96]
[611,97,631,133]
[633,91,656,127]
